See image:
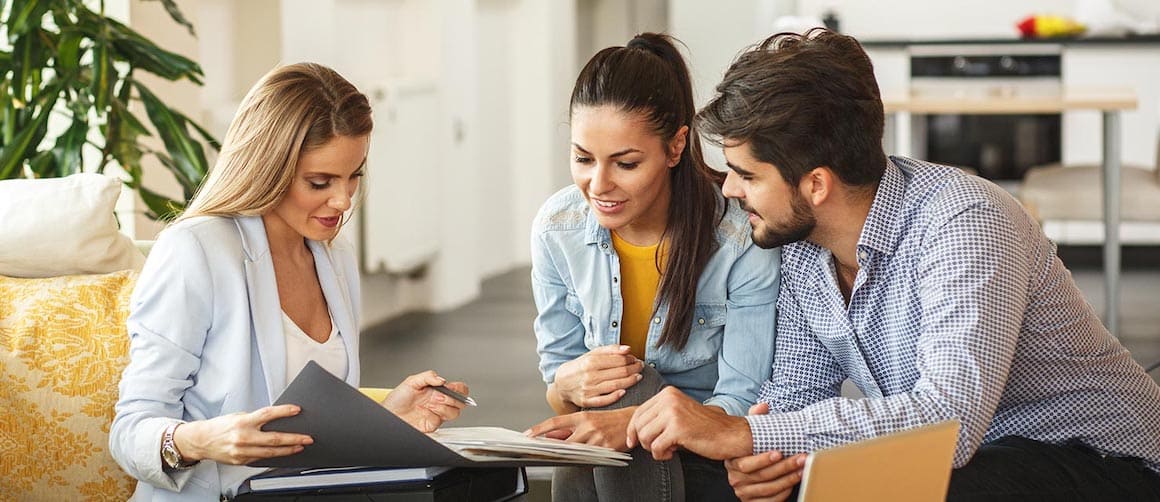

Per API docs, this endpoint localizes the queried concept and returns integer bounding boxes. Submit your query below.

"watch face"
[162,444,181,468]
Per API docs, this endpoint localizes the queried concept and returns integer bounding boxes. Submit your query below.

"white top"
[283,311,348,381]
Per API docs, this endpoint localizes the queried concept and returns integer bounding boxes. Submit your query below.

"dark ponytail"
[571,33,724,351]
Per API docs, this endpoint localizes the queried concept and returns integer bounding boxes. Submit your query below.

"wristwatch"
[161,422,198,470]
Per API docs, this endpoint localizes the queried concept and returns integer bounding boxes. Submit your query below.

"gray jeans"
[550,366,737,502]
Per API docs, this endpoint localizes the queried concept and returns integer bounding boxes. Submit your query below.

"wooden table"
[882,88,1138,335]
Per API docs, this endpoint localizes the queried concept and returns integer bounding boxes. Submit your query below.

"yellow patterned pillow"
[0,271,137,501]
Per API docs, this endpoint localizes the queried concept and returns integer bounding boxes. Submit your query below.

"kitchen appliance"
[909,45,1063,181]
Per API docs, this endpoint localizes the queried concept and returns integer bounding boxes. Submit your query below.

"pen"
[433,384,477,407]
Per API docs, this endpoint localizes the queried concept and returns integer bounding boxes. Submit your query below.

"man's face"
[721,140,815,249]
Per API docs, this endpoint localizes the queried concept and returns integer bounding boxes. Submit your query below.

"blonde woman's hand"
[550,345,643,409]
[382,370,469,432]
[171,405,313,465]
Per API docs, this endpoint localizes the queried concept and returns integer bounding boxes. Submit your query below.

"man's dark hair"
[698,28,886,189]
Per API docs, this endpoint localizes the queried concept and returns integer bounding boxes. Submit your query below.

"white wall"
[509,0,579,266]
[1063,47,1160,167]
[669,0,789,170]
[477,0,518,277]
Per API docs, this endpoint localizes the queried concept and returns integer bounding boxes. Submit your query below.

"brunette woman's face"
[569,106,685,244]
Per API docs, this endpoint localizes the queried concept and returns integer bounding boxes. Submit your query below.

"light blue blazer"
[109,215,361,500]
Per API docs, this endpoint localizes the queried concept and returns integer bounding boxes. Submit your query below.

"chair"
[1019,131,1160,226]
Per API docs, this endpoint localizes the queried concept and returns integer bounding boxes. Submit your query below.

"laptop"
[798,419,961,502]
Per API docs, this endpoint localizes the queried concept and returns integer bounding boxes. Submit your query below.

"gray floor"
[359,268,552,430]
[359,260,1160,432]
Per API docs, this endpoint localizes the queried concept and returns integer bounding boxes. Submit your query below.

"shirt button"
[653,317,661,324]
[613,277,618,283]
[601,243,609,249]
[858,250,869,261]
[648,362,657,368]
[697,318,705,325]
[611,321,618,328]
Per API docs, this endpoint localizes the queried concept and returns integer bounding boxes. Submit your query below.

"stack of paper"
[431,427,631,466]
[248,465,454,492]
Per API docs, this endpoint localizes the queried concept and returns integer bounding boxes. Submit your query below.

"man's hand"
[525,407,635,451]
[726,451,807,502]
[626,386,752,460]
[550,345,643,410]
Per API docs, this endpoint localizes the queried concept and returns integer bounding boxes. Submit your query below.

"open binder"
[235,465,527,501]
[251,361,629,469]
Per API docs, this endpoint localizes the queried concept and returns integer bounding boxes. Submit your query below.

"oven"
[909,45,1063,182]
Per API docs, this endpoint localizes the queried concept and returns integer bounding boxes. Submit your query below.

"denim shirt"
[530,185,780,416]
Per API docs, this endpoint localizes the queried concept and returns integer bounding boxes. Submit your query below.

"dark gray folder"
[251,361,605,469]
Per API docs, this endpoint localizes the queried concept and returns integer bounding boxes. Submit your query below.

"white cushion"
[1019,164,1160,222]
[0,173,145,278]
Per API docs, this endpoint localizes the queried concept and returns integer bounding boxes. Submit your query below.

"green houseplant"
[0,0,217,220]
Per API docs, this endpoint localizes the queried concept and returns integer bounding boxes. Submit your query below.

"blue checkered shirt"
[747,157,1160,471]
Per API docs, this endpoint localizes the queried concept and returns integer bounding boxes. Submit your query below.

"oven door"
[925,113,1061,180]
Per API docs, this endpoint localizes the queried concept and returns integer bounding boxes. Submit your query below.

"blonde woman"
[110,63,469,500]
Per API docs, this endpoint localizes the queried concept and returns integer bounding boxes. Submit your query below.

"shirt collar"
[857,157,907,257]
[584,205,611,246]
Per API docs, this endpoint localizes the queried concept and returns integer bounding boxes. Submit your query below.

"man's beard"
[747,192,816,249]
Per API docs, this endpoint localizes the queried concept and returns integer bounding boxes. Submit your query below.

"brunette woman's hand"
[382,370,469,432]
[172,405,313,465]
[550,345,643,410]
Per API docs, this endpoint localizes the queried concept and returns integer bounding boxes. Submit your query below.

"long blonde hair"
[177,63,373,222]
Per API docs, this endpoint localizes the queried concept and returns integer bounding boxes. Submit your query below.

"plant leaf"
[111,35,203,84]
[73,9,203,84]
[1,99,14,147]
[134,80,208,195]
[108,94,147,180]
[52,118,88,176]
[90,39,113,111]
[28,149,56,177]
[12,33,41,102]
[5,0,51,41]
[184,112,222,151]
[0,87,58,179]
[111,98,150,137]
[138,184,185,222]
[142,0,195,37]
[55,28,84,77]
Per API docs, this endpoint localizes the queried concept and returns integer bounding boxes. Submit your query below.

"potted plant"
[0,0,217,220]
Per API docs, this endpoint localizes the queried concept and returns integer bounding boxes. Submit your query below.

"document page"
[430,427,630,466]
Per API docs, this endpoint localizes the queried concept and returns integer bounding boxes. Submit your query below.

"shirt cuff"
[745,411,812,455]
[703,396,746,417]
[132,417,195,492]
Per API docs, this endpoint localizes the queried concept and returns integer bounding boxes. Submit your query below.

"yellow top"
[611,231,665,360]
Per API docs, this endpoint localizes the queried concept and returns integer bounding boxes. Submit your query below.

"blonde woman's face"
[269,134,369,242]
